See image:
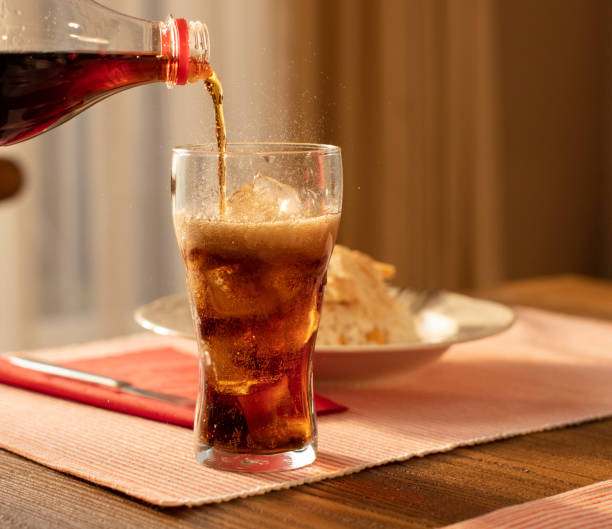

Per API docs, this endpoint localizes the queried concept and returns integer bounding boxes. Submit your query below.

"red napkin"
[0,347,346,427]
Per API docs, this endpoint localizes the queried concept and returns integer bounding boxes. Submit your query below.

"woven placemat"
[1,307,612,506]
[442,480,612,528]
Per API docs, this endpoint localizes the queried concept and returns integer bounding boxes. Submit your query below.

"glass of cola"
[172,143,342,471]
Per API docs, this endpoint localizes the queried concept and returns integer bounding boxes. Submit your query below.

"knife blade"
[7,356,195,408]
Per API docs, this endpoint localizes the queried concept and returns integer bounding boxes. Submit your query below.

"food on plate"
[317,245,417,346]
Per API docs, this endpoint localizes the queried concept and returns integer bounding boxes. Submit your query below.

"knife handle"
[8,357,126,388]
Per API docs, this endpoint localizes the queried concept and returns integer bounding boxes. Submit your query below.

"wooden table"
[2,274,612,528]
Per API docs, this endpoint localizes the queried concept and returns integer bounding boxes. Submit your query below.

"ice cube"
[204,264,278,316]
[227,173,303,222]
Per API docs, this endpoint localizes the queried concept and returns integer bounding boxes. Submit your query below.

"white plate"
[134,291,514,384]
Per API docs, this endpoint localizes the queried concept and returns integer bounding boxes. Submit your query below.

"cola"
[175,213,339,454]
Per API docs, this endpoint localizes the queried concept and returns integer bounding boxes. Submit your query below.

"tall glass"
[172,143,342,472]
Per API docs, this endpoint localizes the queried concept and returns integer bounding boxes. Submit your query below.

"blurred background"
[0,0,610,352]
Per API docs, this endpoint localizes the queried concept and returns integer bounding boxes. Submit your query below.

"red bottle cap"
[175,18,190,85]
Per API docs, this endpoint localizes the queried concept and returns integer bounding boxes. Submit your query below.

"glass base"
[195,442,316,472]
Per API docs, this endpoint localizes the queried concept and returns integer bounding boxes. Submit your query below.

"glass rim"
[172,142,341,156]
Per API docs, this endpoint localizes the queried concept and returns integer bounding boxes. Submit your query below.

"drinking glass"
[172,143,342,472]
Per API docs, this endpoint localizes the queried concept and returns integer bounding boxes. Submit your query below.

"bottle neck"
[159,16,210,87]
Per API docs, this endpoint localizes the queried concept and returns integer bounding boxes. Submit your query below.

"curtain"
[0,0,506,351]
[607,2,612,275]
[1,0,607,352]
[287,0,504,290]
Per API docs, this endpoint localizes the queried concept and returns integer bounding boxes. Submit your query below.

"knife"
[7,356,195,408]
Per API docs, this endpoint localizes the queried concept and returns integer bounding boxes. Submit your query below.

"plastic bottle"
[0,0,210,145]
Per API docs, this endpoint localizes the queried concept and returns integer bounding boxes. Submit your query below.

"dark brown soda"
[203,71,228,215]
[0,52,162,145]
[0,52,213,146]
[179,216,339,454]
